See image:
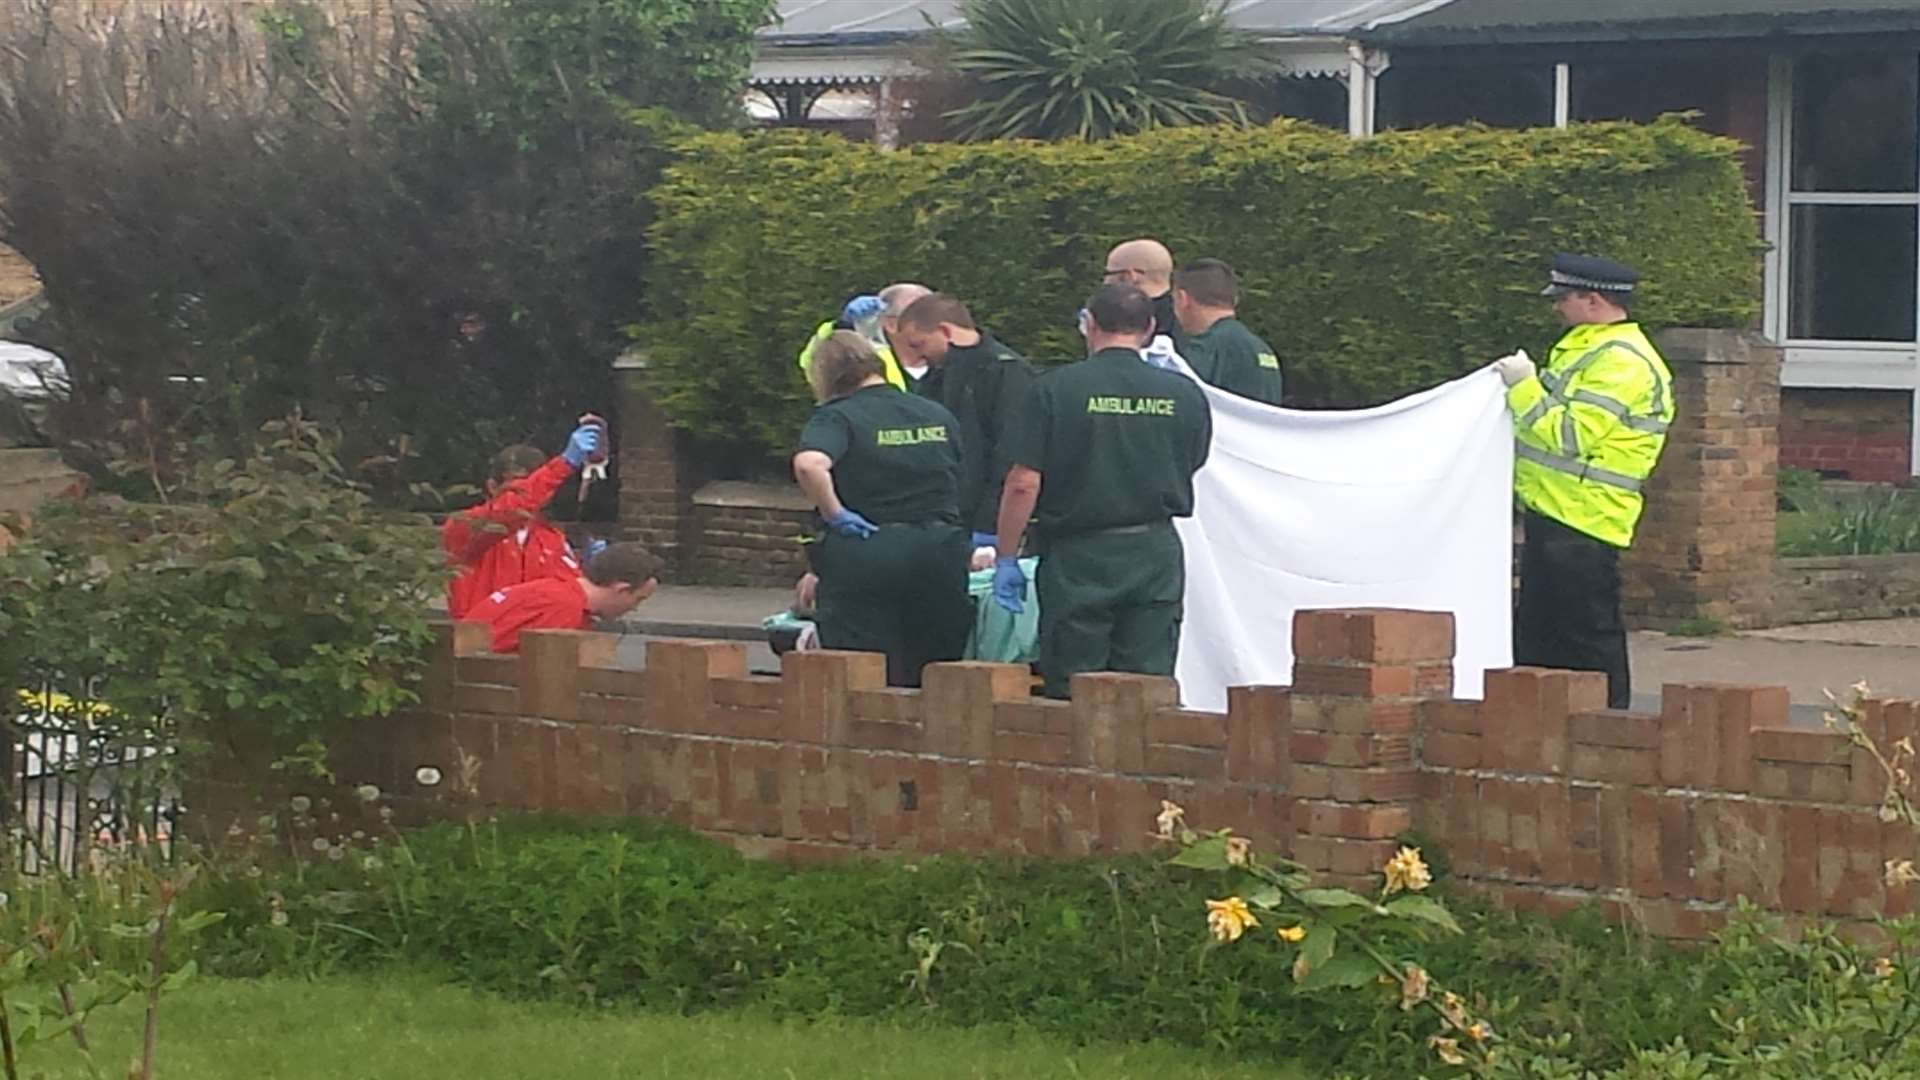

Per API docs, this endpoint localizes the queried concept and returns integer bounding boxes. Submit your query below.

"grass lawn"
[25,972,1302,1079]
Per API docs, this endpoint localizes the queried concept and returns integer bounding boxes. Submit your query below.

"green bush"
[0,0,771,501]
[640,117,1762,461]
[0,416,448,773]
[199,817,1747,1078]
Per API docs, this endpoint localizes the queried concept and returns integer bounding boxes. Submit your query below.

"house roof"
[756,0,1446,84]
[1363,0,1920,46]
[765,0,1445,45]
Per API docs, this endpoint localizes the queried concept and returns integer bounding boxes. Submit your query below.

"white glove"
[1492,349,1535,387]
[969,546,997,572]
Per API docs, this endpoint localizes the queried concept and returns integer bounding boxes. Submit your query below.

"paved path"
[610,588,1920,721]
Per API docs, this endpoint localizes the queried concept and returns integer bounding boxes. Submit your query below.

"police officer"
[991,283,1213,699]
[1172,258,1283,405]
[794,283,933,391]
[792,330,972,687]
[892,293,1035,564]
[1493,254,1675,710]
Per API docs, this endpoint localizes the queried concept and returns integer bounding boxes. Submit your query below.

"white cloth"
[1173,365,1514,711]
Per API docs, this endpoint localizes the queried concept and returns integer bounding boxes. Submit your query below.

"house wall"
[190,610,1920,938]
[1781,388,1916,483]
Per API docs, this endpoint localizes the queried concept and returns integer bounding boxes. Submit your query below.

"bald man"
[1104,239,1179,351]
[795,281,933,390]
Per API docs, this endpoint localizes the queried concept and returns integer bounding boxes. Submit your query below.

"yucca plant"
[941,0,1273,141]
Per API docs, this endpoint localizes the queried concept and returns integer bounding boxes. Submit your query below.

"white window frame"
[1765,50,1920,476]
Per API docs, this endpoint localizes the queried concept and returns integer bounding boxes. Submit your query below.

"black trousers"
[1514,511,1631,709]
[811,523,972,688]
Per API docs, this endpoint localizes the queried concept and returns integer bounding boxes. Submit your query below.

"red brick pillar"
[1287,609,1454,891]
[615,352,700,576]
[1622,328,1780,629]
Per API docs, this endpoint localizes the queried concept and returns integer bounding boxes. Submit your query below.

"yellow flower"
[1874,956,1897,979]
[1205,896,1258,943]
[1437,991,1470,1030]
[1465,1020,1493,1043]
[1276,924,1307,943]
[1399,963,1431,1010]
[1383,846,1432,895]
[1224,835,1252,867]
[1155,800,1186,840]
[1429,1036,1466,1066]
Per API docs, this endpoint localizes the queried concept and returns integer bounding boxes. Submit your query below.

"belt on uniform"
[1066,521,1166,539]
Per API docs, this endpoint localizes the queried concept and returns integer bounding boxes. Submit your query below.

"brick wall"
[193,609,1918,937]
[1780,389,1914,484]
[1774,554,1920,624]
[1622,329,1780,629]
[688,482,813,586]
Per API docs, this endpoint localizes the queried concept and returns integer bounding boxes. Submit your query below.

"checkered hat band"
[1549,269,1632,292]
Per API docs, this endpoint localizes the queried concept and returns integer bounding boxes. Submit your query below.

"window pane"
[1376,63,1552,130]
[1792,53,1918,192]
[1789,204,1917,341]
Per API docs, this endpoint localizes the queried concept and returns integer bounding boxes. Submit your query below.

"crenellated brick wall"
[195,608,1917,938]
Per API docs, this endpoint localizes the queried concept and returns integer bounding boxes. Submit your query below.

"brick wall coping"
[691,480,813,512]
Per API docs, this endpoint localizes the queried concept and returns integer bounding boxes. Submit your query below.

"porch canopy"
[1362,0,1920,46]
[754,0,1446,95]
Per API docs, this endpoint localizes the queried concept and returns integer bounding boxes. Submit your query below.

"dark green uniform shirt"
[911,331,1034,534]
[1006,347,1212,540]
[796,385,964,526]
[1182,316,1283,406]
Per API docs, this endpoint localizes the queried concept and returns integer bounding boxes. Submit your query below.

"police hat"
[1541,253,1640,297]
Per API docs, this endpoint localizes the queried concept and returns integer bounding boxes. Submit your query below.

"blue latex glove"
[561,423,602,467]
[826,508,878,539]
[991,556,1027,614]
[970,532,998,550]
[841,295,884,325]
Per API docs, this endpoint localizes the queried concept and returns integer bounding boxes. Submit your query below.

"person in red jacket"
[441,421,604,619]
[470,542,663,653]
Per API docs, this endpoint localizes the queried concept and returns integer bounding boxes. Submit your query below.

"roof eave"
[1364,11,1920,47]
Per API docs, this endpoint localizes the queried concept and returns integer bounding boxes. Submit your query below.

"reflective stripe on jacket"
[796,321,907,390]
[1507,322,1674,548]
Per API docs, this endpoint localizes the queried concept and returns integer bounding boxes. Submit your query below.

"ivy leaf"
[1292,922,1336,983]
[1386,894,1463,935]
[1168,836,1230,871]
[1297,888,1380,912]
[1296,950,1380,992]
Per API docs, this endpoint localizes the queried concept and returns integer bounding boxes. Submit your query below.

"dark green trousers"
[1035,522,1183,699]
[812,523,972,688]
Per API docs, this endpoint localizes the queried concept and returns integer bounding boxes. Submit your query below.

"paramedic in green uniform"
[792,331,972,687]
[991,283,1213,699]
[1173,258,1283,405]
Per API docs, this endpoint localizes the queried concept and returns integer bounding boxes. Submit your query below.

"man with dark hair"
[1173,258,1283,406]
[991,283,1213,699]
[441,419,604,619]
[468,541,662,653]
[893,292,1034,565]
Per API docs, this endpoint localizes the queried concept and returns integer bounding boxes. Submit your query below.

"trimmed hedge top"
[639,118,1761,458]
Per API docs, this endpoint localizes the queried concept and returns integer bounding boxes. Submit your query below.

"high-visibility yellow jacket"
[795,321,907,390]
[1507,321,1674,548]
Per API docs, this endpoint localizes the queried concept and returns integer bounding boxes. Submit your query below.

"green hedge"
[639,117,1762,459]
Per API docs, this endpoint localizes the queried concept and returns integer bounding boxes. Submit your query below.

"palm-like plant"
[942,0,1273,141]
